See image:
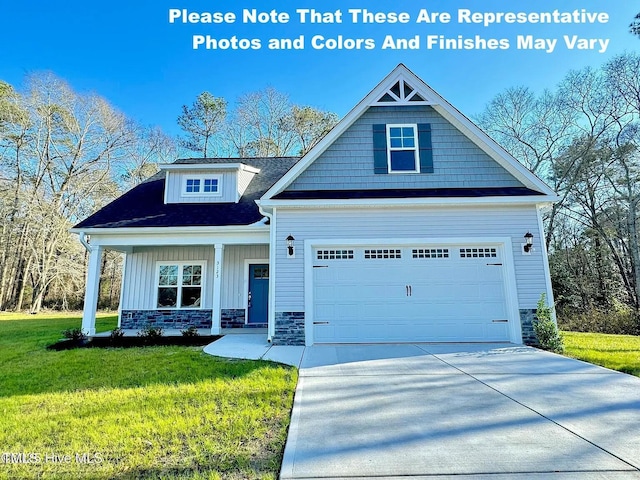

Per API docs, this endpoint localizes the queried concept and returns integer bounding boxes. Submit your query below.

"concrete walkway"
[281,343,640,479]
[203,334,305,367]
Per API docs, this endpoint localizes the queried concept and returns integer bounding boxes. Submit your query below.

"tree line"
[0,74,336,313]
[477,52,640,333]
[1,50,639,334]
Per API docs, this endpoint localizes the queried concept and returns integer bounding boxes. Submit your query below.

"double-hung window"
[373,123,433,174]
[387,124,418,172]
[157,263,204,308]
[183,176,221,196]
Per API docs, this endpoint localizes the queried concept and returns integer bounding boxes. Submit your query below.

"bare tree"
[0,73,140,312]
[227,87,296,157]
[121,125,178,190]
[477,52,640,325]
[224,88,338,157]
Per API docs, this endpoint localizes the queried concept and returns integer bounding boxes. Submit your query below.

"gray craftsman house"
[73,64,558,346]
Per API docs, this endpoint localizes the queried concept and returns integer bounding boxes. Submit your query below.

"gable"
[262,64,558,203]
[285,105,524,192]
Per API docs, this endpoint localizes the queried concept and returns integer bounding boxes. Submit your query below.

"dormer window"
[185,178,200,193]
[387,124,418,172]
[203,178,218,193]
[183,176,221,196]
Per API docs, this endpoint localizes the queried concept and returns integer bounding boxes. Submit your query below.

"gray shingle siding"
[286,106,524,191]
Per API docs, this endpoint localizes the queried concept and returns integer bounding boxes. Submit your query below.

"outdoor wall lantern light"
[286,235,295,257]
[523,232,534,253]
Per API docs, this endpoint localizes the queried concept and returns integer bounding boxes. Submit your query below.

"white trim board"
[159,163,260,174]
[259,195,558,210]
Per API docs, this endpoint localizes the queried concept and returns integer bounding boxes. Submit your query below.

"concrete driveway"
[280,344,640,479]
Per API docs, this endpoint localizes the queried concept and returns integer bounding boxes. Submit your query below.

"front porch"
[78,229,272,338]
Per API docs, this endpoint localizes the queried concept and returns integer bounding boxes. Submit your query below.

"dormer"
[160,162,260,204]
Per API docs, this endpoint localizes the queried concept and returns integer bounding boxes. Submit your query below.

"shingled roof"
[73,157,300,229]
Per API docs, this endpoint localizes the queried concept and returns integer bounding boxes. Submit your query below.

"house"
[72,64,558,346]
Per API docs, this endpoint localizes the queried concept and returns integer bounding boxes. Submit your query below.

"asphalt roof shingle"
[74,157,545,230]
[73,157,300,229]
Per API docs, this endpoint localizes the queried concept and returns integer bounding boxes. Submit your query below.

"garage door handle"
[492,319,508,323]
[313,321,330,325]
[487,263,502,266]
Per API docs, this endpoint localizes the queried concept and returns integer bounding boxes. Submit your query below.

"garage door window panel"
[316,249,354,260]
[412,248,449,259]
[364,249,402,259]
[460,248,497,258]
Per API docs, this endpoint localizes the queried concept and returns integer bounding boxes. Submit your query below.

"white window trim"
[155,261,206,310]
[182,175,222,197]
[386,123,420,174]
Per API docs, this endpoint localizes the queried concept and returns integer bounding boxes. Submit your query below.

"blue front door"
[248,264,269,324]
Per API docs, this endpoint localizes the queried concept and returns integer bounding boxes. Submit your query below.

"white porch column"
[211,244,224,334]
[81,244,103,336]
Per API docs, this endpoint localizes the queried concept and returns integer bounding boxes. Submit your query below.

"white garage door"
[312,245,511,343]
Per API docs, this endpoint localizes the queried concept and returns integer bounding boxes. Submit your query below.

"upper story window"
[183,176,221,196]
[387,124,418,172]
[203,178,218,193]
[373,123,433,175]
[185,178,201,193]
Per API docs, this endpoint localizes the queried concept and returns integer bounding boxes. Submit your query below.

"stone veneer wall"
[220,309,267,328]
[272,311,539,346]
[120,310,213,329]
[519,308,539,346]
[273,312,305,345]
[221,309,246,328]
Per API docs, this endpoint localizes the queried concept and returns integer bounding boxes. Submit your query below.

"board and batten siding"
[165,170,238,203]
[274,205,547,312]
[121,246,215,310]
[286,105,523,191]
[221,244,269,309]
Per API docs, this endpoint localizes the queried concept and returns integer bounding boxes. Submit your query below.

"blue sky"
[1,1,637,136]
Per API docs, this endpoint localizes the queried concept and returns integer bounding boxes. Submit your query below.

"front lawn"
[561,330,640,377]
[0,312,297,479]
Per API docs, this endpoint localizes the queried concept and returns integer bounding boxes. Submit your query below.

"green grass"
[0,312,298,479]
[562,331,640,377]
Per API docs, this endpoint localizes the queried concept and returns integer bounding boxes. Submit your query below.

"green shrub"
[181,325,200,337]
[109,327,125,341]
[557,306,639,335]
[138,324,163,339]
[533,293,564,353]
[62,327,87,341]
